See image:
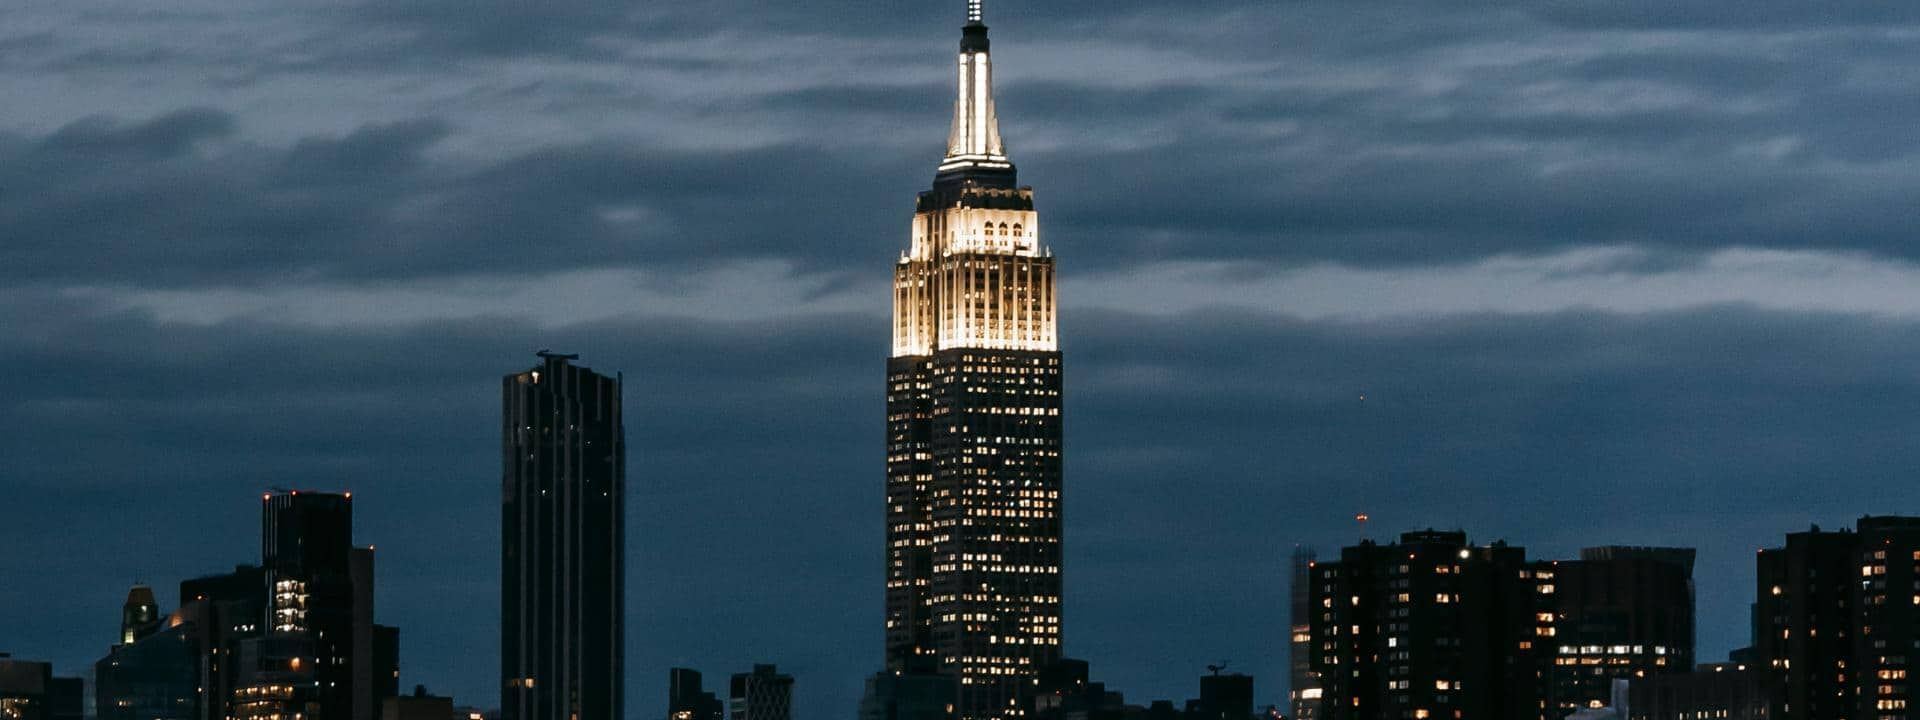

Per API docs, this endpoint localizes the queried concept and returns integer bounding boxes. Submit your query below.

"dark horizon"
[10,2,1920,719]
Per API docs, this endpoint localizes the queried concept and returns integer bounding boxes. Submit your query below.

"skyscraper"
[502,352,626,720]
[246,491,357,720]
[886,3,1064,719]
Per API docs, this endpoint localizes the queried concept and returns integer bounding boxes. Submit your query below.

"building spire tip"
[967,0,984,24]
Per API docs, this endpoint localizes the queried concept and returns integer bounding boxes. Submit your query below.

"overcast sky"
[7,1,1920,717]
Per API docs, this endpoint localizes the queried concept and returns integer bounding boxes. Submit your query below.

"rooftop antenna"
[968,0,984,24]
[1207,662,1229,676]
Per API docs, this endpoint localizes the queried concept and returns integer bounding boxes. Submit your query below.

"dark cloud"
[0,110,932,285]
[1,2,1918,287]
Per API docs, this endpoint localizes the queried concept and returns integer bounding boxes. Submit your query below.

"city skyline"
[9,3,1920,720]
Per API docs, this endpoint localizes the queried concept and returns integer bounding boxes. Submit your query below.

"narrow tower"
[502,352,626,720]
[886,4,1064,719]
[120,585,161,645]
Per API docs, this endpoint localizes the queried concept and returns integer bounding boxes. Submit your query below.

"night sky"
[7,2,1920,718]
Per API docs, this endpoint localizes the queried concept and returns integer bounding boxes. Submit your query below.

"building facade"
[728,666,793,720]
[380,687,454,720]
[96,585,199,720]
[1188,673,1252,720]
[885,5,1064,720]
[859,665,957,720]
[668,668,724,720]
[1744,516,1920,720]
[1851,516,1920,720]
[502,352,626,720]
[1539,547,1696,716]
[249,491,359,720]
[1753,525,1860,720]
[179,565,266,720]
[1288,547,1320,720]
[1304,530,1544,720]
[0,658,85,720]
[1632,659,1769,720]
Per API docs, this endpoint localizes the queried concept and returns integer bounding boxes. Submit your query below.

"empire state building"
[885,3,1064,719]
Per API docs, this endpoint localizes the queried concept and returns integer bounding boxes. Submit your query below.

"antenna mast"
[968,0,984,23]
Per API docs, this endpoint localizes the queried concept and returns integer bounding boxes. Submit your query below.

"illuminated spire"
[940,0,1010,175]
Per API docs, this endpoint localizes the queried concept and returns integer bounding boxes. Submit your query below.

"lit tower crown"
[894,0,1055,358]
[884,4,1065,720]
[941,0,1010,175]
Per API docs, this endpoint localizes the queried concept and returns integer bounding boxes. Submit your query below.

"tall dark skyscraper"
[254,491,357,720]
[231,492,397,720]
[502,352,626,720]
[885,3,1064,719]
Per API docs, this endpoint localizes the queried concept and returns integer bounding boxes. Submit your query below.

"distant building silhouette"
[884,5,1064,719]
[0,656,85,720]
[177,565,265,720]
[381,686,454,720]
[728,665,792,720]
[1305,530,1541,719]
[96,585,198,720]
[1753,523,1861,720]
[229,491,397,720]
[668,668,724,720]
[353,548,402,720]
[859,661,956,720]
[1747,516,1920,720]
[1537,547,1696,715]
[1287,547,1319,720]
[1188,672,1251,720]
[1633,656,1767,720]
[502,353,625,720]
[1029,659,1130,720]
[120,585,162,645]
[1302,531,1707,720]
[1849,517,1920,720]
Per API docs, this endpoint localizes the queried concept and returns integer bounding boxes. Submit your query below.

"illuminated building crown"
[940,0,1012,177]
